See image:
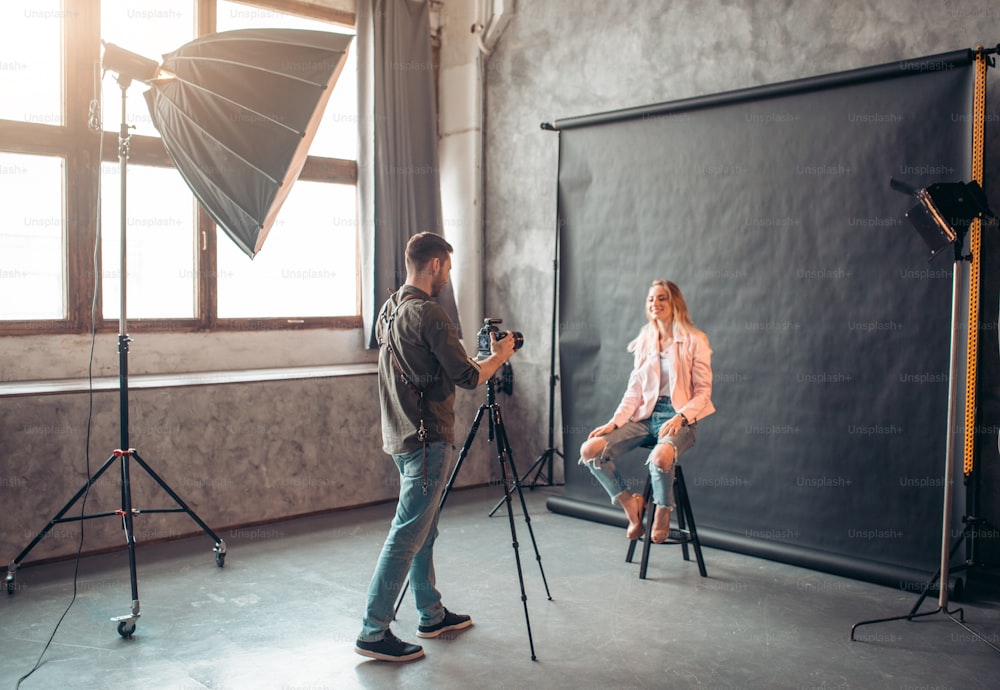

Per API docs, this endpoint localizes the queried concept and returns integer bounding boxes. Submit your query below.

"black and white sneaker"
[416,608,473,639]
[354,629,425,661]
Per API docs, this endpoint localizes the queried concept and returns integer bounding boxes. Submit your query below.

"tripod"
[4,76,226,638]
[850,242,1000,655]
[395,377,552,660]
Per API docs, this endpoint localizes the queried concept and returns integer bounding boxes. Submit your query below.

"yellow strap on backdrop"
[963,47,988,477]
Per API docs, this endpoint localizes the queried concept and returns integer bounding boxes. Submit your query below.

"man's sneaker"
[416,608,473,639]
[354,629,424,661]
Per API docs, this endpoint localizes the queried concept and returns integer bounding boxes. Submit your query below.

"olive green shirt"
[376,285,481,455]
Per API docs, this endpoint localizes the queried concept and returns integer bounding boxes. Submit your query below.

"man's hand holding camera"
[491,328,518,359]
[476,327,518,385]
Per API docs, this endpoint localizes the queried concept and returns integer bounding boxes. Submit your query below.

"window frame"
[0,0,360,337]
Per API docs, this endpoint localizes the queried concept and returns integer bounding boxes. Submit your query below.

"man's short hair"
[405,232,453,272]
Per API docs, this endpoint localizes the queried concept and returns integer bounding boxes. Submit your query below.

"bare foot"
[651,506,671,543]
[625,494,646,540]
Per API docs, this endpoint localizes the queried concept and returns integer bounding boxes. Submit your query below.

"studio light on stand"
[5,29,351,639]
[850,178,999,654]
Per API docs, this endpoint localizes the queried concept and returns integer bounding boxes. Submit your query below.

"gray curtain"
[358,0,461,348]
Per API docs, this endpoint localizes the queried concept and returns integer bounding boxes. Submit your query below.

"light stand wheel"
[117,620,136,638]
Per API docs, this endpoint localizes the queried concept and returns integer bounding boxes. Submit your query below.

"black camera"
[476,318,524,359]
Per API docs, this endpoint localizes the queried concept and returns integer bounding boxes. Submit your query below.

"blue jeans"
[582,397,695,508]
[359,442,450,642]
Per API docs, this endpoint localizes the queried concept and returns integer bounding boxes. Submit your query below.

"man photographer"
[355,232,517,662]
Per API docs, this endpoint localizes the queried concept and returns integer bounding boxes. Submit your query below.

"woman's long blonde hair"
[627,280,697,357]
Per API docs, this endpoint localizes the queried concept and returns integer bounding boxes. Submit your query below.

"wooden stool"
[625,463,707,579]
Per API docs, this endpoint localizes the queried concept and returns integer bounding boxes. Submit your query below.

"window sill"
[0,363,377,398]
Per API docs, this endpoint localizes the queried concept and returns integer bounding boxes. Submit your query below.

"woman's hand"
[588,422,617,439]
[659,414,685,439]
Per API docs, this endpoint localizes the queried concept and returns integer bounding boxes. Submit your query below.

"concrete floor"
[3,485,999,689]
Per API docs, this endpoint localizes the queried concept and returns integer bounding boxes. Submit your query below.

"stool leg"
[638,478,654,579]
[675,466,707,577]
[674,470,691,563]
[625,532,638,562]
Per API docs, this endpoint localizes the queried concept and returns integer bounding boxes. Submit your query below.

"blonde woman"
[580,280,714,542]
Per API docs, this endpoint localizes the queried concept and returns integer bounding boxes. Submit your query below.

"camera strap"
[380,292,430,494]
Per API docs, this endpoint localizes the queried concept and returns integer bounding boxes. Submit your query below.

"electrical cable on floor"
[17,77,106,690]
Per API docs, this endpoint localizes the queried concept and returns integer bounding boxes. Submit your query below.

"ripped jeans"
[581,397,695,508]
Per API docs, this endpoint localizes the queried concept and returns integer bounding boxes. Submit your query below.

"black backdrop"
[546,51,979,586]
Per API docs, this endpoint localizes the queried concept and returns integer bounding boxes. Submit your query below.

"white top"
[658,341,677,398]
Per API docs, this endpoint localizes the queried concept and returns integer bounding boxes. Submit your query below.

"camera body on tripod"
[476,318,524,360]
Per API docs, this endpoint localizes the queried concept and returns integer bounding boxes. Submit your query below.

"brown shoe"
[626,494,646,540]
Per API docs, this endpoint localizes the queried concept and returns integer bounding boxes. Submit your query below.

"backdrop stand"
[4,78,226,638]
[488,147,564,517]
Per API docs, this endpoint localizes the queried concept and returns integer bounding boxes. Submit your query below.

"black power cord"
[16,71,106,689]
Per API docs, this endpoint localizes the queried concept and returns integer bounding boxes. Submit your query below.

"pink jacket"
[610,328,715,428]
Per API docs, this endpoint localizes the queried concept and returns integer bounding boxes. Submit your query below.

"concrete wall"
[1,375,494,564]
[482,0,1000,561]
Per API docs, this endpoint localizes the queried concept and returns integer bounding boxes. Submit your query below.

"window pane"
[100,0,196,137]
[0,153,64,319]
[0,1,63,125]
[217,182,358,318]
[216,0,357,160]
[101,165,196,319]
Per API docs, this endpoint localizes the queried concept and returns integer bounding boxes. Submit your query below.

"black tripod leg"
[6,452,120,593]
[494,412,552,601]
[524,450,553,486]
[129,451,227,565]
[850,530,973,642]
[394,405,489,617]
[487,447,565,517]
[491,410,538,661]
[906,532,966,616]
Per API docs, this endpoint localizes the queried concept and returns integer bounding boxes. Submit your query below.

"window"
[217,181,358,318]
[0,1,63,126]
[0,153,65,319]
[0,0,360,333]
[214,0,359,321]
[100,164,198,319]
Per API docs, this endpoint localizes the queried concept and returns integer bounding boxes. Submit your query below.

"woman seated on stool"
[580,280,714,542]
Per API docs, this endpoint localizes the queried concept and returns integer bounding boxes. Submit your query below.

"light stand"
[850,180,999,654]
[7,31,349,641]
[4,69,226,639]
